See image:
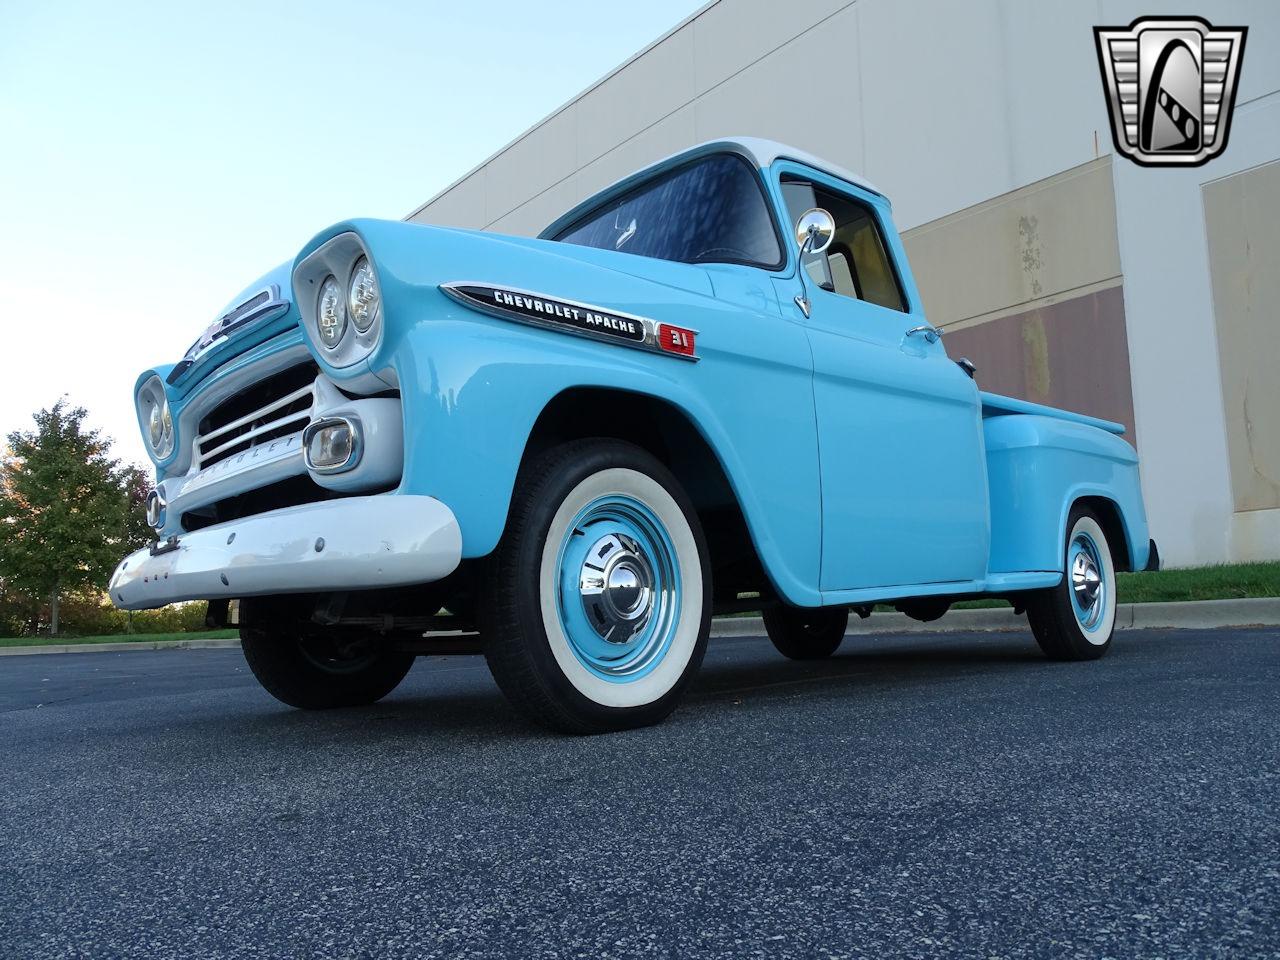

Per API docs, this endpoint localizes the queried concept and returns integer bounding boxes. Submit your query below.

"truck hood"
[172,225,716,394]
[469,230,717,301]
[165,261,300,396]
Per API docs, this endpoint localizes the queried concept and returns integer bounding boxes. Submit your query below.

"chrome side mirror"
[794,208,835,257]
[791,208,836,319]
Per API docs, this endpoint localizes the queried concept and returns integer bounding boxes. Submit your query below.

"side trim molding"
[440,281,699,362]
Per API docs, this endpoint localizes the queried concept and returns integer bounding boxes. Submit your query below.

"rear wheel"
[239,600,415,709]
[1025,507,1118,660]
[481,439,711,734]
[762,603,848,660]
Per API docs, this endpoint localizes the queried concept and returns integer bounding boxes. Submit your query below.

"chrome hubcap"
[578,533,655,645]
[1072,551,1102,608]
[1069,533,1107,631]
[556,493,682,683]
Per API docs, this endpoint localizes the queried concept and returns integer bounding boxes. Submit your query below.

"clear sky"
[0,0,706,466]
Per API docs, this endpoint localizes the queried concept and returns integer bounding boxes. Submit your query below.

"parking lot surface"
[2,627,1277,959]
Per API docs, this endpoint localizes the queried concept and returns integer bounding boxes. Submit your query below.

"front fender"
[390,314,823,605]
[391,333,822,612]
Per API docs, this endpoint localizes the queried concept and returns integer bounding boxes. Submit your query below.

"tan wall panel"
[902,158,1121,329]
[944,286,1137,441]
[1204,159,1280,513]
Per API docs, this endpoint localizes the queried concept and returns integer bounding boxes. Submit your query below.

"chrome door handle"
[906,323,943,344]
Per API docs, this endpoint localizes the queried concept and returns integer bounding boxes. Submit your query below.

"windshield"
[551,153,783,270]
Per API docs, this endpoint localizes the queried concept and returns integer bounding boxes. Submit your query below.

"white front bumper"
[110,496,462,610]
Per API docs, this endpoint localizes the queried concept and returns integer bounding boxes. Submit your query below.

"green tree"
[0,402,151,635]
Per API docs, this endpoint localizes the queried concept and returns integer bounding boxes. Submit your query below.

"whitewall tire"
[481,440,711,733]
[1026,507,1118,660]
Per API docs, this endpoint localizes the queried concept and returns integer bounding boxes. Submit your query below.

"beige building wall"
[1203,160,1280,517]
[903,158,1136,437]
[902,159,1121,333]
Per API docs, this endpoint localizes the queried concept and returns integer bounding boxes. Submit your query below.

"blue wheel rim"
[1069,530,1107,632]
[555,494,681,683]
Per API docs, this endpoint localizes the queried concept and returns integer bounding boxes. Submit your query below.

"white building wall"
[1098,0,1280,565]
[1111,98,1280,565]
[409,0,1117,236]
[409,0,1280,567]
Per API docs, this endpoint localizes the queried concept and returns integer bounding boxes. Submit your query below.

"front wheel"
[481,440,711,734]
[1025,507,1118,660]
[239,600,415,709]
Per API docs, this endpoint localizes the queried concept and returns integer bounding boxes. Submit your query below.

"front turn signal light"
[303,417,361,473]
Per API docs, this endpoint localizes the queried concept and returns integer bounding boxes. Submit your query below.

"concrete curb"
[0,637,242,657]
[710,596,1280,638]
[2,598,1277,656]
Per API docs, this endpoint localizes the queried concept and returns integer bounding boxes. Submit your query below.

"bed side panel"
[984,414,1149,574]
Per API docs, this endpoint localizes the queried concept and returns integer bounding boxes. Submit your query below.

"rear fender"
[984,414,1150,575]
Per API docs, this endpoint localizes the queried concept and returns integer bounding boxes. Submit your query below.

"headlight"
[316,275,347,349]
[138,375,174,460]
[347,257,380,333]
[148,405,165,447]
[293,233,381,368]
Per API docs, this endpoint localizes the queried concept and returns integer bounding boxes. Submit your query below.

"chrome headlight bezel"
[293,233,383,369]
[137,375,175,461]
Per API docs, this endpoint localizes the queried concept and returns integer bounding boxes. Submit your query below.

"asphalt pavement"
[1,627,1277,959]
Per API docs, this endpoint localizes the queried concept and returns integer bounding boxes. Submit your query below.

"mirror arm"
[792,226,817,319]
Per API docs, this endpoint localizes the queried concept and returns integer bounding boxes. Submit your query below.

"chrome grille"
[196,362,318,469]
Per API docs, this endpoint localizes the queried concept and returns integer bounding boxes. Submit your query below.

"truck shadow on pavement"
[689,632,1048,705]
[224,632,1052,741]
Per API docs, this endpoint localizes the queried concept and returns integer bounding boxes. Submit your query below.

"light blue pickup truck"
[111,138,1155,733]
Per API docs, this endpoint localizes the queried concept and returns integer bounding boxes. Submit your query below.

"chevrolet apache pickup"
[111,138,1155,733]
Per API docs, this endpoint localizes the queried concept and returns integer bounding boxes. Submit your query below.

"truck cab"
[111,138,1153,733]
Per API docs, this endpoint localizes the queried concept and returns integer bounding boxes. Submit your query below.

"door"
[776,170,989,591]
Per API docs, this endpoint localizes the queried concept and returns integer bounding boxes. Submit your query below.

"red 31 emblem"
[658,323,696,357]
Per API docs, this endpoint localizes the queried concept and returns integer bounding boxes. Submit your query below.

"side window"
[552,154,782,269]
[781,176,907,313]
